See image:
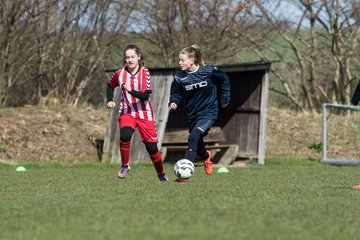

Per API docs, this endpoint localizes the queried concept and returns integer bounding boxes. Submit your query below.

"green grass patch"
[0,141,6,153]
[307,140,323,153]
[1,158,360,240]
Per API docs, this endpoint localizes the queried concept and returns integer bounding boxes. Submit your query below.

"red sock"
[120,141,130,166]
[150,151,164,175]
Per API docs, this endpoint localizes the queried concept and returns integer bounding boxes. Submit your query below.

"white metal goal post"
[321,103,360,166]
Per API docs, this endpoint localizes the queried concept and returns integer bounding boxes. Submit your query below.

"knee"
[120,127,134,142]
[145,142,158,155]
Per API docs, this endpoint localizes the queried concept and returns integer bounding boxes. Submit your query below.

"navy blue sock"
[184,149,197,162]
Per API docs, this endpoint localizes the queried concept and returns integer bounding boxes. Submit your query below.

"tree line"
[1,0,359,112]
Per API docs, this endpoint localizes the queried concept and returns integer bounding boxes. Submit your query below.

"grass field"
[1,158,360,240]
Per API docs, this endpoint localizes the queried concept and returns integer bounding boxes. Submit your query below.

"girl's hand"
[107,101,116,108]
[169,102,177,110]
[122,83,131,92]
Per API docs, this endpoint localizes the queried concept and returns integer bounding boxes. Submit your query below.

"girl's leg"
[197,137,208,159]
[196,135,213,175]
[187,118,215,175]
[119,126,134,167]
[137,118,169,181]
[185,128,203,161]
[198,138,213,175]
[145,142,165,175]
[185,118,215,162]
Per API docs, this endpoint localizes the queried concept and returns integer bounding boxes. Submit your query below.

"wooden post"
[217,144,240,165]
[102,87,121,163]
[258,70,269,165]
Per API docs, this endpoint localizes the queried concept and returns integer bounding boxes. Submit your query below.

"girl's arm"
[122,81,151,101]
[129,89,151,101]
[106,70,121,103]
[106,83,115,103]
[169,78,183,108]
[212,67,231,107]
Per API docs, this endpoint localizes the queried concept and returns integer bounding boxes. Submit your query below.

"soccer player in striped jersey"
[107,44,169,182]
[169,44,231,182]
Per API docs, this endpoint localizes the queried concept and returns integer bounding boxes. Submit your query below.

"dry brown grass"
[267,107,360,159]
[0,106,358,163]
[0,106,108,163]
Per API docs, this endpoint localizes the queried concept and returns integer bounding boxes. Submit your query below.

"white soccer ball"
[174,159,195,179]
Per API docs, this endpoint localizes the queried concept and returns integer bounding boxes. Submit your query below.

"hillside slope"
[0,106,358,164]
[0,106,108,164]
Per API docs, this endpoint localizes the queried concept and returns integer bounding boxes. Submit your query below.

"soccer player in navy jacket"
[169,44,231,182]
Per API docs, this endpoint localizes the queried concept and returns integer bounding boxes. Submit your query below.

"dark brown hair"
[123,44,145,66]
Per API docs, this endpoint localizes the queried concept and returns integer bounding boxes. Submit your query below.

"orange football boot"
[204,150,213,175]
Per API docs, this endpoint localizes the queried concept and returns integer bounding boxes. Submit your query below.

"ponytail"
[180,43,206,65]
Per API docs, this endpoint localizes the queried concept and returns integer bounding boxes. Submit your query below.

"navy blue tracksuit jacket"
[169,65,231,127]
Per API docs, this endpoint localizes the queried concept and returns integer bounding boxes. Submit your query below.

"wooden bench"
[161,127,239,165]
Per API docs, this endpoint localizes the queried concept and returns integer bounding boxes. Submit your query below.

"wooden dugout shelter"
[102,60,271,165]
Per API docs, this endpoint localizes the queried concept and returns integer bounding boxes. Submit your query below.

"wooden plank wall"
[219,111,259,157]
[217,70,263,158]
[102,87,121,163]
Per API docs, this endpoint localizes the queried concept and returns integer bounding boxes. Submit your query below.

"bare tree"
[318,0,360,104]
[0,0,137,107]
[0,0,41,106]
[4,0,358,111]
[251,0,360,112]
[133,0,254,67]
[134,0,179,67]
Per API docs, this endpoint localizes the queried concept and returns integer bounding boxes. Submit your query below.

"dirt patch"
[0,106,108,164]
[0,106,358,164]
[267,108,359,159]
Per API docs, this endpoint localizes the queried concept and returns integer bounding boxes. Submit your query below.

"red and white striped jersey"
[108,66,154,120]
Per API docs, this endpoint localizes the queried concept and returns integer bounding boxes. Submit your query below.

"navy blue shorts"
[189,117,216,135]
